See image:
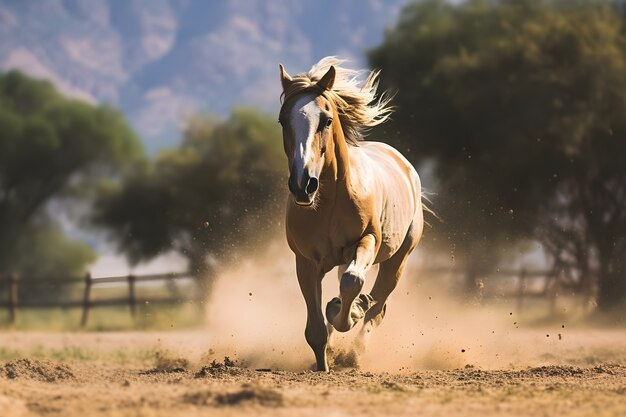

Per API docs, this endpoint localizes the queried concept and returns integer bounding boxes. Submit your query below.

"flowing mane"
[280,57,394,146]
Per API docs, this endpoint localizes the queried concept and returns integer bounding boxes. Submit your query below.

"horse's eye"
[317,116,332,131]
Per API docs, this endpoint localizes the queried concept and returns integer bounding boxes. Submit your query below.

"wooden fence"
[0,266,588,326]
[418,265,591,313]
[0,271,197,326]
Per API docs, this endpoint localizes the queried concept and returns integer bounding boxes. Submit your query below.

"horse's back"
[351,141,423,262]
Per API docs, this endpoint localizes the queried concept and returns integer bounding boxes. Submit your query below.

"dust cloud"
[203,239,626,372]
[203,240,309,370]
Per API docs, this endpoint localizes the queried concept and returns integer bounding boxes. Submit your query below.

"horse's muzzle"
[288,171,319,206]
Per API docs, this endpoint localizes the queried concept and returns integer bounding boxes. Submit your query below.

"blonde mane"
[281,57,394,146]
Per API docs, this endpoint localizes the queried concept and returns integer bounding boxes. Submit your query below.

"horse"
[278,57,424,371]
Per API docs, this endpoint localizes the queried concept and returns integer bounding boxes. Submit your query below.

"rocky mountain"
[0,0,408,152]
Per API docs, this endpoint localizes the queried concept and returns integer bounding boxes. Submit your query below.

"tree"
[94,108,285,293]
[370,0,626,310]
[0,70,145,282]
[13,213,96,303]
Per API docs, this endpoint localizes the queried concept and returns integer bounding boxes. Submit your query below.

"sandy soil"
[2,246,625,416]
[0,331,625,417]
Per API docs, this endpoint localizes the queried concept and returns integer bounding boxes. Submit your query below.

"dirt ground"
[0,330,625,417]
[2,248,625,416]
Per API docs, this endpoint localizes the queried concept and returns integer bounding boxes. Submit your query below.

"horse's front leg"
[327,233,378,332]
[296,255,328,371]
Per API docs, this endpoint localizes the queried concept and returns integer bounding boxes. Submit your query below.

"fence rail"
[0,266,585,326]
[419,265,591,314]
[0,271,197,326]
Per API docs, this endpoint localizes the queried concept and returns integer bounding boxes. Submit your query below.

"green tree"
[370,0,626,310]
[94,108,285,294]
[13,213,96,303]
[0,70,145,283]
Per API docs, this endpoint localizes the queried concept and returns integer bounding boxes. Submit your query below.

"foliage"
[370,0,626,309]
[12,214,96,302]
[0,70,145,281]
[94,108,285,290]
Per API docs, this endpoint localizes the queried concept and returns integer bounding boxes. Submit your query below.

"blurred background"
[0,0,624,331]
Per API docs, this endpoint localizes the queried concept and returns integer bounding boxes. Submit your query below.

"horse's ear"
[279,64,293,91]
[316,66,335,91]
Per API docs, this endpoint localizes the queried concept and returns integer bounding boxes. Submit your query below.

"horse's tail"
[421,189,442,227]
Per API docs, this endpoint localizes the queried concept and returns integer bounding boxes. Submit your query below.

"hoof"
[325,297,341,324]
[328,294,376,333]
[310,362,329,372]
[352,293,375,321]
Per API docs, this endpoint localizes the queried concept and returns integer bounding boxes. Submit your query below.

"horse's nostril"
[306,177,319,194]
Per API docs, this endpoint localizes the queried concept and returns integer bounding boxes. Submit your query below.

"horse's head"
[278,64,337,207]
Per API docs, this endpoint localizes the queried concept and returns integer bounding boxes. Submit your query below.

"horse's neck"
[319,121,352,204]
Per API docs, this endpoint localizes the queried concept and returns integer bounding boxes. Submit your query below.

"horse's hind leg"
[355,228,419,353]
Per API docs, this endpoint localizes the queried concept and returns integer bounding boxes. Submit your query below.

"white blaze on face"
[290,94,321,183]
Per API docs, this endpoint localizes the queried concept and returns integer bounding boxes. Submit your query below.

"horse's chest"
[287,210,363,270]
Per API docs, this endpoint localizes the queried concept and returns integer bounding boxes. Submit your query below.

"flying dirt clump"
[0,358,75,382]
[328,348,360,369]
[141,350,189,374]
[195,357,245,378]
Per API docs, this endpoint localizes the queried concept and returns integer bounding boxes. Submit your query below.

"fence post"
[80,272,92,328]
[128,274,136,317]
[516,268,526,313]
[8,274,17,324]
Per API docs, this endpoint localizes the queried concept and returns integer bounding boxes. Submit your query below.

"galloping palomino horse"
[278,57,424,371]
